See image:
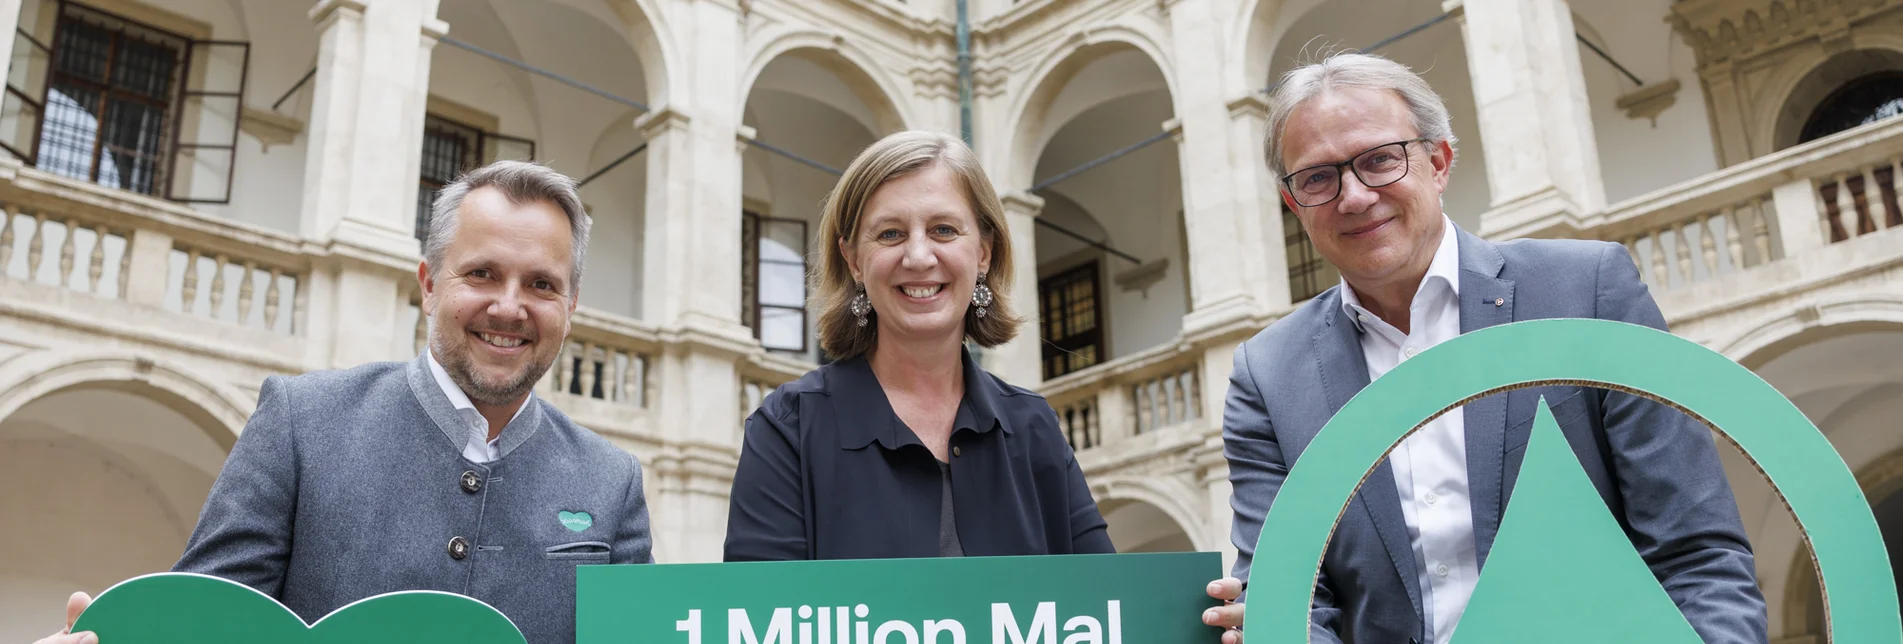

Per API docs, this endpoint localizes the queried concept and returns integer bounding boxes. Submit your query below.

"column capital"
[735,124,757,155]
[309,0,368,25]
[1162,116,1186,143]
[634,106,693,140]
[1225,93,1271,120]
[1000,190,1045,217]
[421,16,449,42]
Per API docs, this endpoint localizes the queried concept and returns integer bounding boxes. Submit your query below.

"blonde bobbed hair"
[814,130,1021,360]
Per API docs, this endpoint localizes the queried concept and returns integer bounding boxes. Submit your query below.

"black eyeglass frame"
[1279,137,1435,208]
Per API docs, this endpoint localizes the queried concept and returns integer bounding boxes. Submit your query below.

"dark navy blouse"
[722,350,1115,561]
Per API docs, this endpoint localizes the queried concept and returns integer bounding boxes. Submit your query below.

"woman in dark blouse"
[723,130,1114,560]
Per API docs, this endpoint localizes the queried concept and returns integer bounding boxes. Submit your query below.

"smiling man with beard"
[38,160,652,644]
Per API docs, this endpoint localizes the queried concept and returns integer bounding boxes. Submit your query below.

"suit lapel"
[1313,298,1423,621]
[1455,229,1515,570]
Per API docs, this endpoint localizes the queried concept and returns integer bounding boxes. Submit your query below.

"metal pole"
[576,143,648,188]
[744,138,845,177]
[1576,33,1644,86]
[956,0,974,147]
[272,66,317,112]
[1037,218,1141,264]
[1030,129,1174,192]
[438,36,651,112]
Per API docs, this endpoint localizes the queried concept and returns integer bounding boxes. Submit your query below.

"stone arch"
[1779,431,1903,639]
[1233,0,1330,102]
[1716,295,1903,369]
[739,29,913,136]
[561,0,676,108]
[1727,319,1903,638]
[1767,46,1903,152]
[1089,474,1213,552]
[0,350,251,448]
[0,352,242,641]
[1004,28,1178,190]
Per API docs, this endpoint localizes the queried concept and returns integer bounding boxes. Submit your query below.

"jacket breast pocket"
[545,541,612,563]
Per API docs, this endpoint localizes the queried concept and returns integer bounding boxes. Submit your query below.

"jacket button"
[460,470,483,494]
[448,536,470,560]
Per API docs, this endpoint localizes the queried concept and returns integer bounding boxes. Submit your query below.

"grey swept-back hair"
[423,160,592,296]
[1265,51,1458,179]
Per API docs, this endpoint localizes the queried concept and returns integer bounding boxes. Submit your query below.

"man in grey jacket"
[1198,53,1766,643]
[38,160,652,644]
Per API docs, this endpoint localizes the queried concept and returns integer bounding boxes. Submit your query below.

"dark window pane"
[1802,72,1903,144]
[416,115,482,241]
[35,5,185,196]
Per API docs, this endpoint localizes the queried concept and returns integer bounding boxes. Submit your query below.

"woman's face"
[840,163,992,348]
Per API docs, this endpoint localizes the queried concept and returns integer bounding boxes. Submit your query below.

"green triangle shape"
[1449,397,1704,643]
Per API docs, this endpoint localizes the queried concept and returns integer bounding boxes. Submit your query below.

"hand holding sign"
[32,591,96,644]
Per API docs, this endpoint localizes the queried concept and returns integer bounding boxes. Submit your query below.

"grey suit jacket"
[1224,227,1766,643]
[174,354,653,644]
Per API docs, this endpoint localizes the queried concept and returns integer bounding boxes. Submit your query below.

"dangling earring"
[849,282,873,327]
[972,274,994,319]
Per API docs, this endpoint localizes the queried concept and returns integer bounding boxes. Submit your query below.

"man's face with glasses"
[1279,87,1453,295]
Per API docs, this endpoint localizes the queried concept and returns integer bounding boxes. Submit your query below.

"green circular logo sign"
[1244,318,1900,642]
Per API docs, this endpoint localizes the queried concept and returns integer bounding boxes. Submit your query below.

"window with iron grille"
[414,113,536,242]
[742,211,809,353]
[1284,208,1339,303]
[38,4,181,194]
[1800,71,1903,144]
[1039,260,1105,380]
[1,2,249,202]
[417,115,481,242]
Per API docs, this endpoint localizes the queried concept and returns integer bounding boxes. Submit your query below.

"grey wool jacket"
[173,353,653,643]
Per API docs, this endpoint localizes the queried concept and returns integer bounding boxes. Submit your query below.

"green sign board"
[576,552,1223,643]
[69,572,526,644]
[1243,318,1901,642]
[63,319,1901,643]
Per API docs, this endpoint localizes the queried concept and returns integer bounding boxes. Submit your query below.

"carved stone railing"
[1040,339,1208,452]
[1582,116,1903,293]
[738,352,812,423]
[0,164,309,335]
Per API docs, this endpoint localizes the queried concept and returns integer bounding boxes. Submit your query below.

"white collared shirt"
[1337,216,1478,644]
[426,351,532,464]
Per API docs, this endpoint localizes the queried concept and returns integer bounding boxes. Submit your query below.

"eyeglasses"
[1280,138,1431,208]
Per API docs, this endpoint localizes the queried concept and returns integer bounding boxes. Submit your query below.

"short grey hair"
[423,160,592,294]
[1265,52,1458,179]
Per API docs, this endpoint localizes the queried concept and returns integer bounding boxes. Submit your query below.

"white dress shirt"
[1337,216,1479,644]
[426,351,532,464]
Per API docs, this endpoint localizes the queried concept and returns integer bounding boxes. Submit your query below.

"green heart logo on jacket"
[70,572,527,644]
[559,510,593,532]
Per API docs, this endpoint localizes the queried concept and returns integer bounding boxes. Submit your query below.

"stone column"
[296,0,444,369]
[633,0,755,564]
[987,190,1044,387]
[1225,93,1293,313]
[1192,433,1238,572]
[1453,0,1607,239]
[298,0,440,253]
[1164,0,1278,334]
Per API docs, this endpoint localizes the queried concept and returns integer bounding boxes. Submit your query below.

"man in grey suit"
[38,161,653,644]
[1197,53,1767,643]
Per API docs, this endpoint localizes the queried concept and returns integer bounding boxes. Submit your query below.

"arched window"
[1799,71,1903,144]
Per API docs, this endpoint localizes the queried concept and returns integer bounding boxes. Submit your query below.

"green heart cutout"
[71,573,526,644]
[559,510,593,532]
